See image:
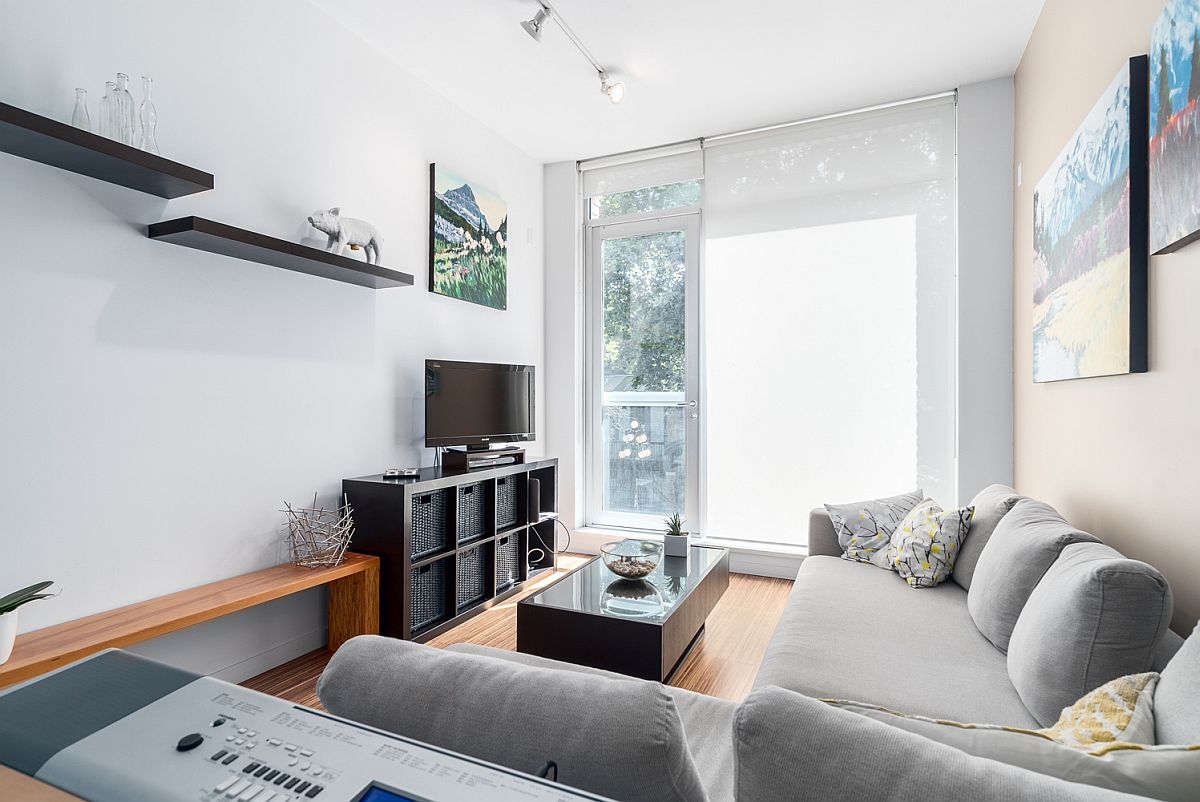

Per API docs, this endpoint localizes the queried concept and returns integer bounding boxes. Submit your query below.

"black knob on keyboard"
[176,733,204,752]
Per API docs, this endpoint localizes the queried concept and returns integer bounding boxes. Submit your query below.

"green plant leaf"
[0,581,54,613]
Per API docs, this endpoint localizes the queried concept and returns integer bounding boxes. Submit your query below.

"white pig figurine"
[307,208,383,265]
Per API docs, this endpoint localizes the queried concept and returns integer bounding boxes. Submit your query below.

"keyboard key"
[267,738,282,746]
[295,782,310,794]
[215,776,239,793]
[254,766,270,778]
[299,749,313,757]
[225,779,251,798]
[246,731,258,738]
[306,786,324,799]
[299,762,311,772]
[237,784,265,801]
[235,738,246,746]
[226,735,237,742]
[273,773,290,786]
[284,744,298,752]
[264,770,279,781]
[284,777,300,789]
[246,742,257,749]
[288,758,298,767]
[237,728,247,735]
[223,754,240,766]
[211,750,228,762]
[242,762,261,774]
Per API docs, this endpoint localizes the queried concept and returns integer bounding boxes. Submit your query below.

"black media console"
[343,458,558,641]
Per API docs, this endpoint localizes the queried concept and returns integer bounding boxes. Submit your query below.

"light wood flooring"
[242,554,794,707]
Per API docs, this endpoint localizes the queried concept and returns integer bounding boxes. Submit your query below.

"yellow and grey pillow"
[823,673,1199,802]
[887,499,974,588]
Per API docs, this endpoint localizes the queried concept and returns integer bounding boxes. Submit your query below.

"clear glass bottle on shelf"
[71,88,91,132]
[138,76,159,154]
[114,72,136,145]
[98,81,116,139]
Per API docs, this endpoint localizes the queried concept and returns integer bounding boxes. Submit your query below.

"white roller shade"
[580,142,703,198]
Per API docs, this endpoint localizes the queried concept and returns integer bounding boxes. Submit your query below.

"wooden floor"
[242,554,794,707]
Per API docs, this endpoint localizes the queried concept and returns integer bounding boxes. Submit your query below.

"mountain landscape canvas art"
[1150,0,1200,253]
[1031,57,1148,383]
[429,164,508,310]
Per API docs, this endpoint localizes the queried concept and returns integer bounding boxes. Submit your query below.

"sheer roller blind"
[581,142,703,198]
[702,96,957,545]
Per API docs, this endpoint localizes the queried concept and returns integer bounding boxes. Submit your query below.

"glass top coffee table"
[517,545,730,681]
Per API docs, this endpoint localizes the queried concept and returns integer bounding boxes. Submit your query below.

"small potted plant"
[0,581,55,665]
[663,512,689,558]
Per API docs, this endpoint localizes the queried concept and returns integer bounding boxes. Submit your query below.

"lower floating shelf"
[148,216,414,290]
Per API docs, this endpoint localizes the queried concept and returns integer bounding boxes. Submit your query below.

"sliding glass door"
[586,214,700,530]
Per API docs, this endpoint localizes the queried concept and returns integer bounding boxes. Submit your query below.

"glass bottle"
[138,76,159,154]
[71,88,91,132]
[98,81,115,139]
[114,73,135,145]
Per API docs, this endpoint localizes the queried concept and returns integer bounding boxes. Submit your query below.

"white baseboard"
[210,627,329,684]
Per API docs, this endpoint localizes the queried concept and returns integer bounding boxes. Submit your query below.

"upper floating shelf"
[0,102,213,198]
[148,217,415,290]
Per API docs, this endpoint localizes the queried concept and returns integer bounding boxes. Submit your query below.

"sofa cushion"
[755,555,1038,727]
[953,483,1024,590]
[1156,620,1200,745]
[734,686,1145,801]
[1007,542,1173,726]
[824,488,923,568]
[824,696,1200,802]
[317,636,709,802]
[447,643,736,802]
[967,499,1100,652]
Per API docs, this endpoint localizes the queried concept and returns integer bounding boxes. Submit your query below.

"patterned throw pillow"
[824,489,923,569]
[888,500,975,588]
[1041,673,1159,748]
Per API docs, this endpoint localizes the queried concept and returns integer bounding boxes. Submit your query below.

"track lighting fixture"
[599,72,625,104]
[521,7,551,42]
[520,1,625,104]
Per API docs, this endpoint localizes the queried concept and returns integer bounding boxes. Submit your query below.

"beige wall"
[1015,0,1200,633]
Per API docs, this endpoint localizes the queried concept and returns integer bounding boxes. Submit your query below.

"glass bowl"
[600,539,663,579]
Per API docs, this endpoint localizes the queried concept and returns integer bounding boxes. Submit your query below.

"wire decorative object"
[282,493,354,568]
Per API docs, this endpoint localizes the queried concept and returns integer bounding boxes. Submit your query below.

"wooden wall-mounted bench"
[0,552,379,690]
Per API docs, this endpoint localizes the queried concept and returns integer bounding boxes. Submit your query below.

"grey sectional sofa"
[317,487,1197,802]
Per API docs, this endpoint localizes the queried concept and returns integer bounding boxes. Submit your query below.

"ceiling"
[314,0,1045,164]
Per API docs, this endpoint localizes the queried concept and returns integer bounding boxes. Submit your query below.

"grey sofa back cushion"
[953,484,1024,591]
[317,636,709,802]
[967,499,1099,652]
[733,686,1142,801]
[1156,620,1200,744]
[1007,542,1173,726]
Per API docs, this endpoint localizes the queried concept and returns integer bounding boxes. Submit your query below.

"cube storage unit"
[343,458,557,640]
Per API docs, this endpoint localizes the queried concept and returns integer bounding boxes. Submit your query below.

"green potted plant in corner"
[663,512,689,558]
[0,581,55,665]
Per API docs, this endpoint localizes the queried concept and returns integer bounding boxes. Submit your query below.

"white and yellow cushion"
[887,500,974,588]
[823,673,1200,802]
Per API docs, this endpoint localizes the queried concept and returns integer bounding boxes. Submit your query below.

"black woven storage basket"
[456,545,487,609]
[496,534,521,590]
[410,559,447,632]
[496,476,520,530]
[411,489,450,559]
[457,481,488,543]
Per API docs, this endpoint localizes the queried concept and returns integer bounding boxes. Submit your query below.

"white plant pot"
[664,533,690,558]
[0,610,17,666]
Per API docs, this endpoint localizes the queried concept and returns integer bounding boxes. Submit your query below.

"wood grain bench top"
[0,552,379,689]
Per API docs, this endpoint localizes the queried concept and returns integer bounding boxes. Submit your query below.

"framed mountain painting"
[1031,57,1148,383]
[1150,0,1200,253]
[429,163,508,310]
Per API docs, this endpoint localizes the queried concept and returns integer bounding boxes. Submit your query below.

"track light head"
[521,7,551,41]
[599,72,625,104]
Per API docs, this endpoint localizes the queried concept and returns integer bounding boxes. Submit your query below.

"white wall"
[0,0,545,681]
[544,79,1017,558]
[957,77,1016,502]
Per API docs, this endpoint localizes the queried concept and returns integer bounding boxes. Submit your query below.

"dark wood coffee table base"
[517,550,730,681]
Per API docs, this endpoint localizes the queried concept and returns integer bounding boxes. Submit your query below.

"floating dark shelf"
[148,217,415,290]
[0,102,213,198]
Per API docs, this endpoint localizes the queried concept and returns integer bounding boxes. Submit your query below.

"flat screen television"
[424,359,535,449]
